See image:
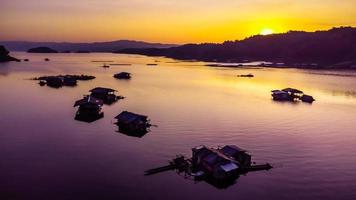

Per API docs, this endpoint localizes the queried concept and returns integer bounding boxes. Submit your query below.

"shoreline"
[8,51,356,71]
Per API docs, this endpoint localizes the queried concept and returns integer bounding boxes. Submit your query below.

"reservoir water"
[1,52,356,200]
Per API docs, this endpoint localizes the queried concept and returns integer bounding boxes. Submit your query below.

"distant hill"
[116,27,356,68]
[0,40,177,52]
[27,47,58,53]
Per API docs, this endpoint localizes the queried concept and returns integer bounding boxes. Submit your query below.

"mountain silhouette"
[0,46,19,62]
[116,27,356,68]
[1,40,177,52]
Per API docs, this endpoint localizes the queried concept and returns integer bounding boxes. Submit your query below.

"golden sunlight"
[260,28,274,35]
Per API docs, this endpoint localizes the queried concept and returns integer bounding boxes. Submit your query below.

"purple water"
[1,52,356,200]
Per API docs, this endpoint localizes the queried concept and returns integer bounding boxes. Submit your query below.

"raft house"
[271,88,315,103]
[42,76,77,88]
[74,96,104,122]
[145,145,272,182]
[89,87,121,104]
[115,111,151,134]
[114,72,131,80]
[36,75,95,88]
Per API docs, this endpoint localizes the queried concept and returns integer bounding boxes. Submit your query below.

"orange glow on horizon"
[0,0,356,44]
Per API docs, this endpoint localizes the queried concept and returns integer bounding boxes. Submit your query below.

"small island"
[27,47,58,53]
[0,45,20,62]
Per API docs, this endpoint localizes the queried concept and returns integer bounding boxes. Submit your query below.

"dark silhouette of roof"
[114,72,131,78]
[115,27,356,68]
[74,96,103,107]
[115,111,148,124]
[282,88,304,94]
[116,72,130,76]
[89,87,116,93]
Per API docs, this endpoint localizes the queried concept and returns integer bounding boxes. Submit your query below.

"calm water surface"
[1,52,356,200]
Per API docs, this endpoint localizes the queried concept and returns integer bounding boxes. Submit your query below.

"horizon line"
[1,26,355,45]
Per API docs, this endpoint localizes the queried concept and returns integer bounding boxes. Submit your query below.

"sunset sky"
[1,0,356,44]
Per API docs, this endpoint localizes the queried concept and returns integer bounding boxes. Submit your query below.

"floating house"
[74,96,104,122]
[35,75,94,88]
[192,146,239,180]
[282,88,304,100]
[145,145,272,188]
[115,111,150,133]
[89,87,119,104]
[192,145,252,180]
[114,72,131,80]
[272,88,315,103]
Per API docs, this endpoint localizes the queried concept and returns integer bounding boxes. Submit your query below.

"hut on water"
[282,88,304,100]
[144,145,271,188]
[272,88,315,103]
[114,72,131,80]
[192,145,250,180]
[89,87,119,104]
[74,96,104,122]
[271,90,290,101]
[115,111,150,133]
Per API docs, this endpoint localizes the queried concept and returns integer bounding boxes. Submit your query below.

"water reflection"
[0,63,11,76]
[203,175,240,189]
[116,128,150,138]
[330,90,356,99]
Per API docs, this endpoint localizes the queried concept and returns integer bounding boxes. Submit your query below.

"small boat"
[101,63,110,68]
[237,74,254,78]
